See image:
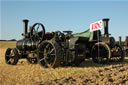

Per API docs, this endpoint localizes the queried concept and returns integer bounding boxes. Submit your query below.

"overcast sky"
[1,0,128,40]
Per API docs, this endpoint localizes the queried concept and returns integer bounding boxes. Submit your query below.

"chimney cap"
[23,19,29,22]
[103,18,110,21]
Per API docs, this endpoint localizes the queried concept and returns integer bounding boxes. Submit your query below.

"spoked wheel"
[91,42,111,64]
[27,58,37,64]
[110,44,125,62]
[31,23,45,43]
[5,48,19,65]
[38,40,62,68]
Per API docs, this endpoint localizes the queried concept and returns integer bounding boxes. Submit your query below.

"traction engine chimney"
[103,18,109,37]
[23,19,29,38]
[119,36,122,46]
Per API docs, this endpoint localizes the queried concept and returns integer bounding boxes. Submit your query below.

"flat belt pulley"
[30,23,45,43]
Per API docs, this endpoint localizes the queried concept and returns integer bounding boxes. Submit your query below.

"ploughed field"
[0,41,128,85]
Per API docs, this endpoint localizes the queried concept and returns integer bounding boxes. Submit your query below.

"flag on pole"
[90,20,103,32]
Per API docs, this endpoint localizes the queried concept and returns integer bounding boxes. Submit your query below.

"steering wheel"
[30,23,45,42]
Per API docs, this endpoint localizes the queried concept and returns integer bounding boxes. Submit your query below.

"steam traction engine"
[5,20,46,64]
[5,18,125,68]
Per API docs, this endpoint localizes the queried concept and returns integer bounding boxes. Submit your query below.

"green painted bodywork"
[73,29,94,41]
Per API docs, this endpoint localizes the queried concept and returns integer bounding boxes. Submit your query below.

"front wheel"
[91,42,111,64]
[110,44,125,62]
[5,48,19,65]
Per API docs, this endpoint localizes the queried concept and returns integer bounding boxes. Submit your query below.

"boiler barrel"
[16,39,36,51]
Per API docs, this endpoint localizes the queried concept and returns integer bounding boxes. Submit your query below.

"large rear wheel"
[37,40,63,68]
[5,48,19,65]
[91,42,111,64]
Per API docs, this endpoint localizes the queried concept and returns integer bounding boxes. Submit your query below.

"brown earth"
[0,41,128,85]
